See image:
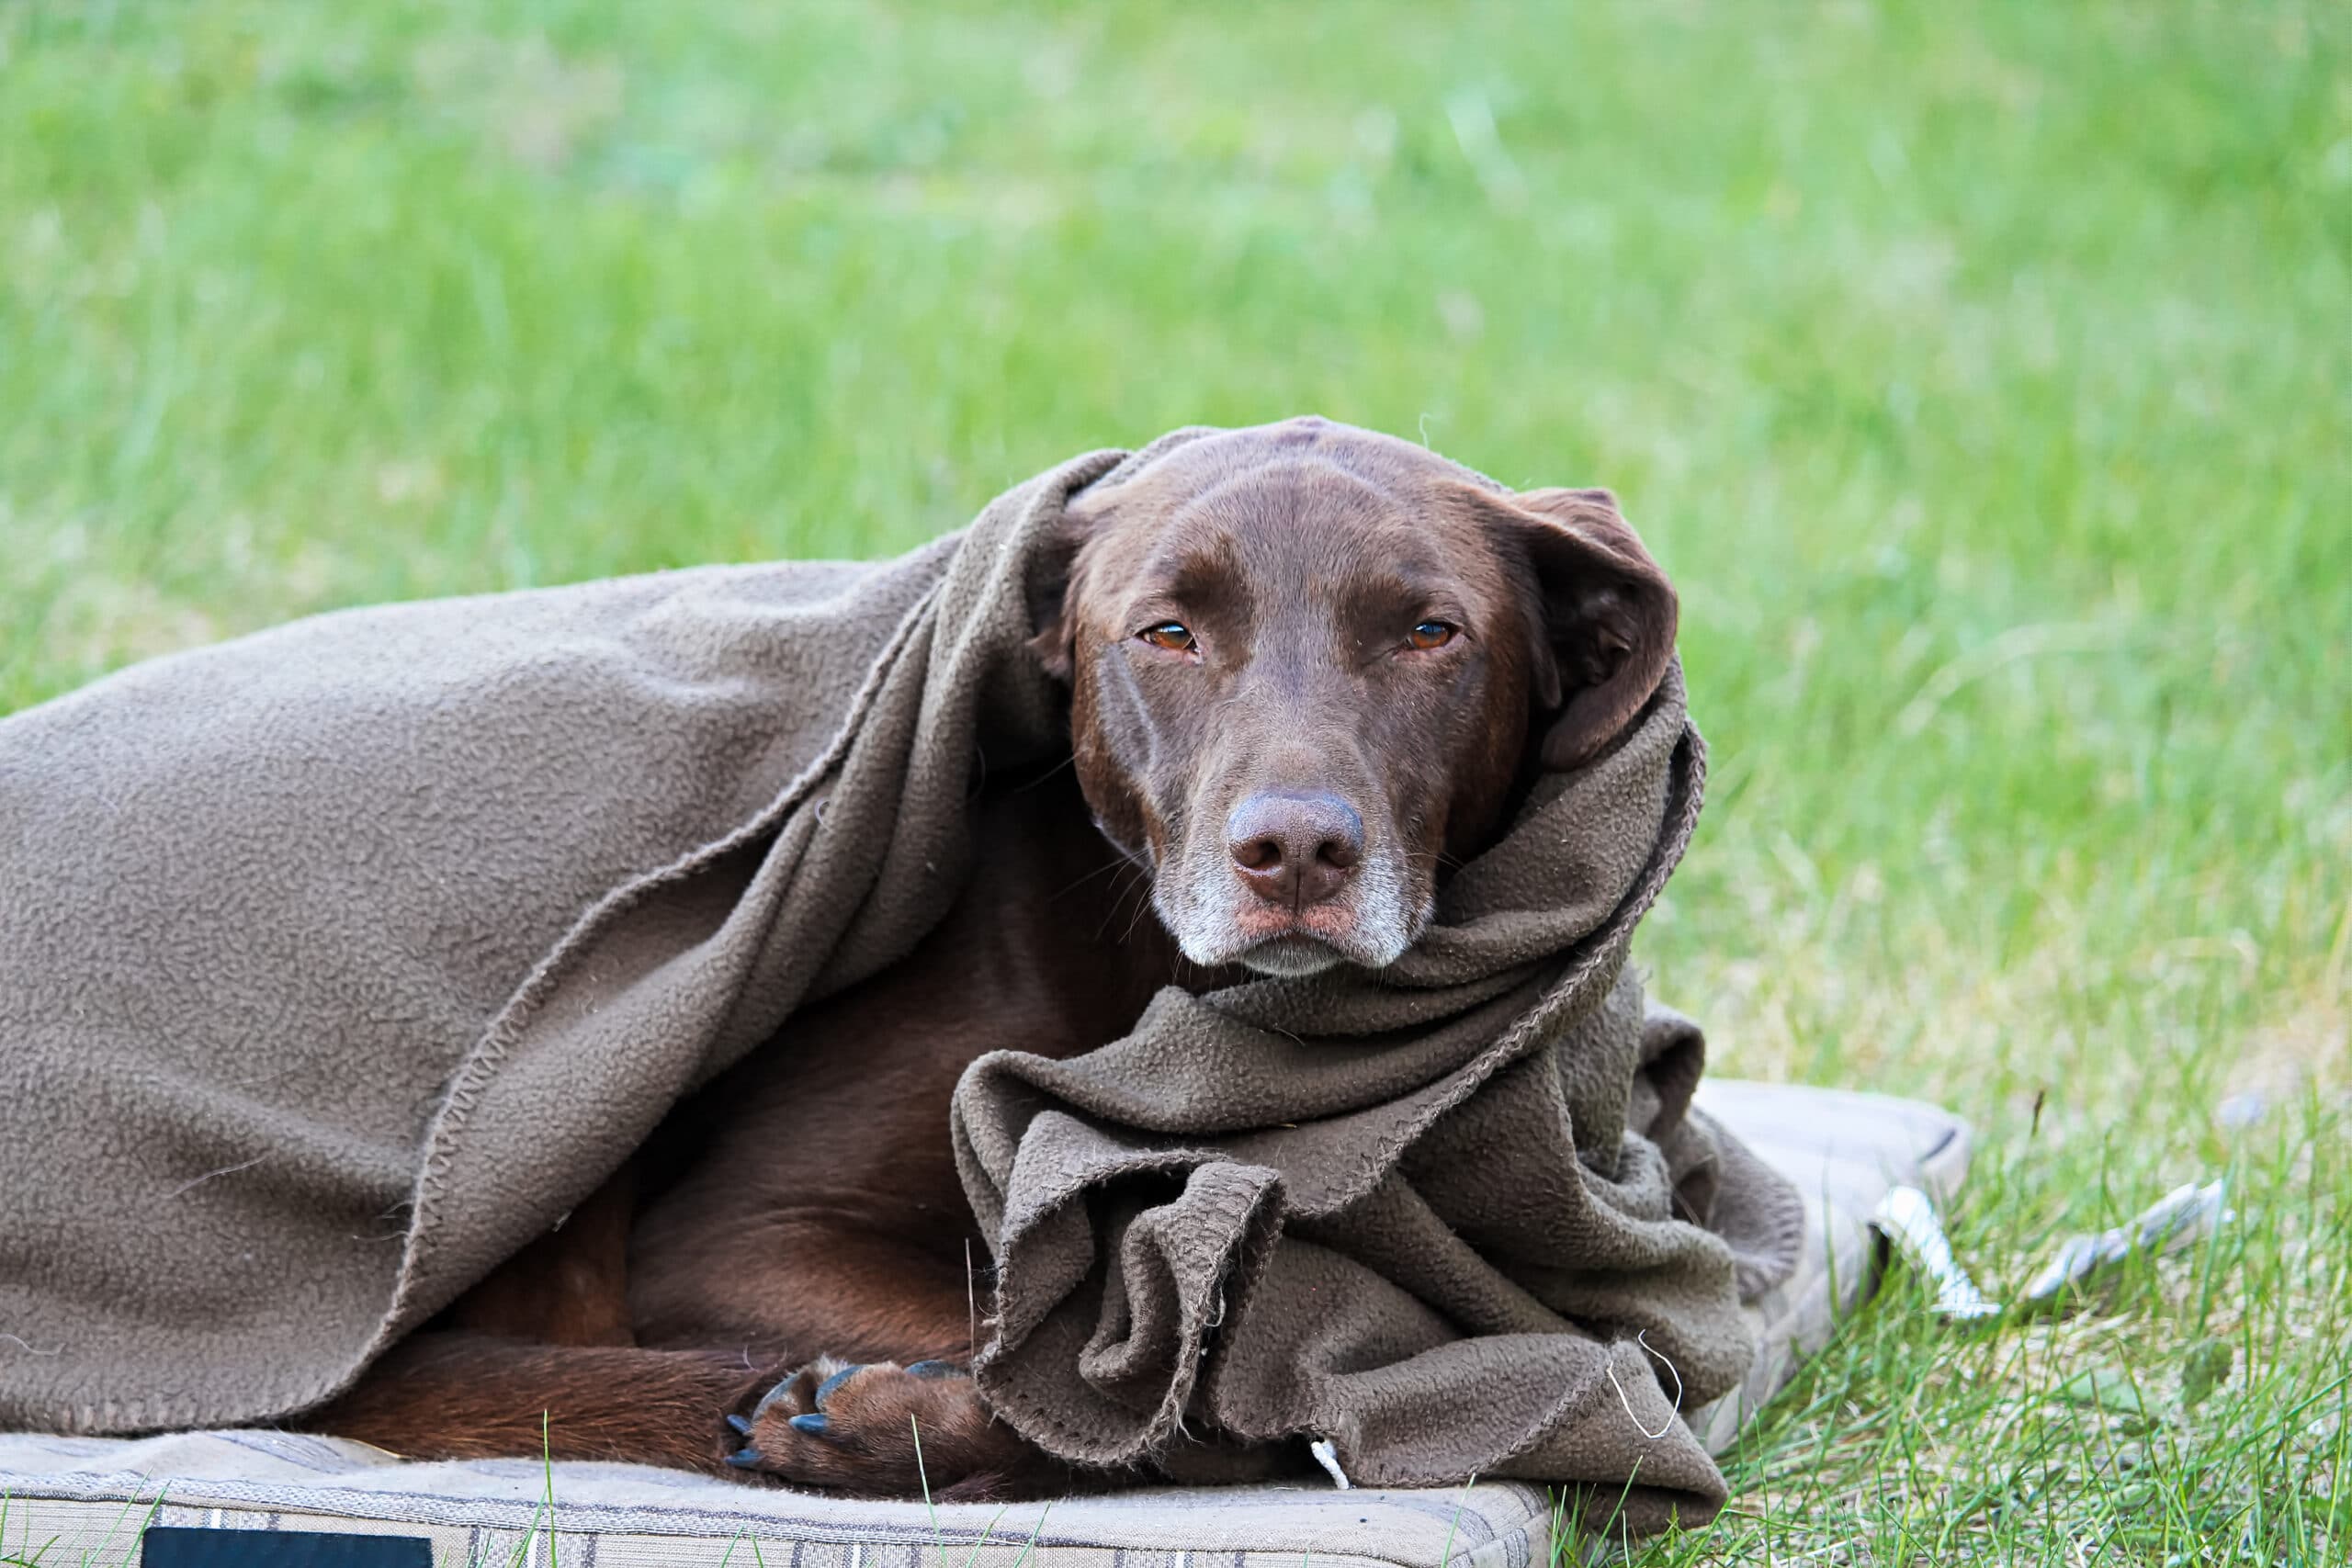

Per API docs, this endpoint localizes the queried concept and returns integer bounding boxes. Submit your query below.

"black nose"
[1227,791,1363,909]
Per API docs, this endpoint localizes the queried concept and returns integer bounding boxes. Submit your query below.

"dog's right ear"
[1023,502,1095,683]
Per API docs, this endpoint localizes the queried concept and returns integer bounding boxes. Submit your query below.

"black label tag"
[141,1525,433,1566]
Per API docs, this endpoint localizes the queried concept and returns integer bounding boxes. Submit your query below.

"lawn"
[3,1,2346,1561]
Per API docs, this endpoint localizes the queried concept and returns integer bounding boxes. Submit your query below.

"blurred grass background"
[2,2,2346,1560]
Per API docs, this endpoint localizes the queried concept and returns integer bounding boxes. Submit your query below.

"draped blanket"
[0,429,1798,1535]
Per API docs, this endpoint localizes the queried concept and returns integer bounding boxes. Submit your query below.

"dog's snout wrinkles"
[1226,791,1363,909]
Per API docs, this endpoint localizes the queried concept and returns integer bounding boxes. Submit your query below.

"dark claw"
[906,1360,960,1380]
[748,1376,799,1424]
[726,1413,753,1436]
[812,1365,861,1407]
[788,1412,831,1437]
[724,1447,765,1469]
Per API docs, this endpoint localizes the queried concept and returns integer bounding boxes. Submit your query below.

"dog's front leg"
[635,1223,1077,1498]
[302,1329,775,1474]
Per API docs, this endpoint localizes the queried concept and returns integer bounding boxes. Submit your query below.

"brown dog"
[304,417,1678,1500]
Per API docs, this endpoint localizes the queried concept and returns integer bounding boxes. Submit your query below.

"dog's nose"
[1227,791,1363,909]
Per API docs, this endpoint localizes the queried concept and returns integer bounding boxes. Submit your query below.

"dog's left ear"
[1499,486,1679,770]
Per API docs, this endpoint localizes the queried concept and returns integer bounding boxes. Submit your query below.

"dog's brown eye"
[1406,620,1457,651]
[1139,622,1196,653]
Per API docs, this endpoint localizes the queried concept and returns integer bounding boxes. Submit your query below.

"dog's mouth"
[1193,901,1424,977]
[1235,931,1348,978]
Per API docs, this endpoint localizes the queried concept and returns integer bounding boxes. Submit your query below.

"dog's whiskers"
[1049,853,1136,904]
[1003,752,1080,793]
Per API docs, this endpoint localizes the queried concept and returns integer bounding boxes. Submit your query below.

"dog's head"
[1032,417,1677,977]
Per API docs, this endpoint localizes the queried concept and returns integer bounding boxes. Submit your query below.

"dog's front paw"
[722,1359,1046,1498]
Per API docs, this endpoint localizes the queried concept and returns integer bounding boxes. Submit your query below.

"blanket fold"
[0,428,1799,1533]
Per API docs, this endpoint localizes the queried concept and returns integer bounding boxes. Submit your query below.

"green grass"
[3,2,2346,1562]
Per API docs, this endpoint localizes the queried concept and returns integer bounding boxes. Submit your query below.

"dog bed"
[0,1078,1967,1566]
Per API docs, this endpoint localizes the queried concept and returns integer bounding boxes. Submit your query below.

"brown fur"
[303,419,1676,1499]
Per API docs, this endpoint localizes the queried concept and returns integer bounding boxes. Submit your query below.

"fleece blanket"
[0,426,1797,1533]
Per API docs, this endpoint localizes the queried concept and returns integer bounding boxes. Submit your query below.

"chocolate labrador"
[305,416,1678,1499]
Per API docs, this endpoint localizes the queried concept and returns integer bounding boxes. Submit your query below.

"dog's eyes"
[1405,620,1458,651]
[1138,622,1196,653]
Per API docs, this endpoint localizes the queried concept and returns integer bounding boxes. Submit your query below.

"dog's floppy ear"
[1024,501,1097,683]
[1504,486,1679,770]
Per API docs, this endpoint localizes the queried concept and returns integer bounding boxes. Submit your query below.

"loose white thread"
[1309,1438,1352,1490]
[1605,1330,1685,1440]
[164,1156,266,1200]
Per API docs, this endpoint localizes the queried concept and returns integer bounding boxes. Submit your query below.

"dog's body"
[306,419,1678,1500]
